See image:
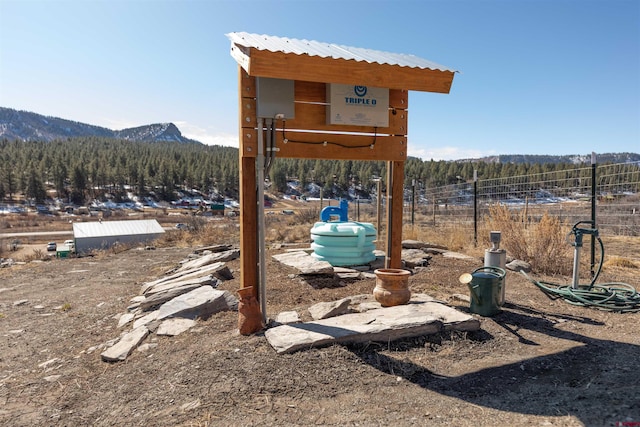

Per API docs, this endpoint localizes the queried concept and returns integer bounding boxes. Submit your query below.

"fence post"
[432,197,436,226]
[374,178,381,242]
[411,179,416,226]
[473,170,478,246]
[591,152,597,278]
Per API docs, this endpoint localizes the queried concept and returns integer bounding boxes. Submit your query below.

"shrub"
[20,248,49,263]
[486,204,572,276]
[154,217,240,248]
[295,207,320,224]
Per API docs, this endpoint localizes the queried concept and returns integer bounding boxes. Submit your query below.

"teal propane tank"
[459,266,505,317]
[310,221,377,266]
[310,199,377,267]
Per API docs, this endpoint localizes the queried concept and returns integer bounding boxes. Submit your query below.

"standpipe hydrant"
[568,220,599,289]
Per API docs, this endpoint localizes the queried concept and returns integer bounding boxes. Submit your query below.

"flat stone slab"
[157,318,197,336]
[272,251,334,275]
[402,240,448,250]
[117,312,135,328]
[308,297,352,320]
[133,310,159,329]
[442,251,477,261]
[333,267,358,274]
[156,286,237,321]
[101,326,150,362]
[143,274,217,297]
[506,259,531,272]
[174,250,239,274]
[336,272,363,280]
[140,280,215,311]
[193,244,232,254]
[265,300,479,354]
[142,261,231,294]
[274,311,301,325]
[402,248,432,268]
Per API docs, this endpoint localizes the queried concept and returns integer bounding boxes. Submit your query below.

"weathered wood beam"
[239,68,259,300]
[244,49,454,93]
[274,132,407,161]
[386,160,405,269]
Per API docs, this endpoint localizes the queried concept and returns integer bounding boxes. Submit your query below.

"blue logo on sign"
[344,85,376,106]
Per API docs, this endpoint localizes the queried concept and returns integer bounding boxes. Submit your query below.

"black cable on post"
[411,179,415,226]
[473,169,478,247]
[590,152,597,279]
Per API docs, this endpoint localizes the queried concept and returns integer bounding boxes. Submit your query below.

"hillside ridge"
[1,107,638,164]
[0,107,199,144]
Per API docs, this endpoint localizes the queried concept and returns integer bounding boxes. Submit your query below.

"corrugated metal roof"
[226,32,456,73]
[73,219,165,239]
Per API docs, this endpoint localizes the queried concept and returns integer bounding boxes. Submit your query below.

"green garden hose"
[521,271,640,313]
[566,220,604,288]
[519,221,640,312]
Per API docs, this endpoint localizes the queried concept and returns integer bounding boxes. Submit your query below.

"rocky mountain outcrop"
[0,107,199,144]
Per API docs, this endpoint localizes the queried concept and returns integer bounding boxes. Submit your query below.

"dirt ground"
[1,237,639,426]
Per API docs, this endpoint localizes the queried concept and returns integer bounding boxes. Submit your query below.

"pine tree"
[71,165,87,204]
[270,161,288,193]
[25,168,46,204]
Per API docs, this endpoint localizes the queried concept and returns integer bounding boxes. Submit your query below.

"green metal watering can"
[459,266,505,317]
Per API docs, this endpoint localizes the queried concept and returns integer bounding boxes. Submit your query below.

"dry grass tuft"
[405,206,586,276]
[153,217,240,249]
[19,248,50,263]
[110,241,136,255]
[403,222,477,255]
[295,207,321,225]
[484,204,572,275]
[266,215,313,244]
[197,221,240,246]
[604,256,638,269]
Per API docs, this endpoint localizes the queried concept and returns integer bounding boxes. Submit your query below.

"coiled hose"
[520,224,640,312]
[521,271,640,313]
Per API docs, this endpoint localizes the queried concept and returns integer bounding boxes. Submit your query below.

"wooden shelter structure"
[226,32,457,333]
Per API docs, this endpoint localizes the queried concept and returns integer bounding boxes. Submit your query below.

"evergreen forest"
[0,137,616,205]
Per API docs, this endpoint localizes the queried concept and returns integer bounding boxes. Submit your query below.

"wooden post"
[375,179,381,242]
[239,154,258,294]
[386,160,405,268]
[238,67,259,300]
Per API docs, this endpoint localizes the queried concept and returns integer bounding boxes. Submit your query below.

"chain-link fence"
[404,161,640,239]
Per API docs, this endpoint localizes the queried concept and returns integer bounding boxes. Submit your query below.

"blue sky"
[1,0,638,160]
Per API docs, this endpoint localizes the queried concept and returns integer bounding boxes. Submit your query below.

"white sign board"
[326,84,389,127]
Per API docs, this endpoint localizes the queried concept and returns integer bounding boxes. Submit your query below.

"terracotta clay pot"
[237,286,263,335]
[373,268,411,307]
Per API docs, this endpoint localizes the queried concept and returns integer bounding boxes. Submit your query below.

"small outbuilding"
[72,219,165,254]
[226,32,457,332]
